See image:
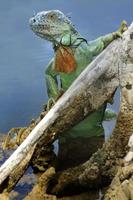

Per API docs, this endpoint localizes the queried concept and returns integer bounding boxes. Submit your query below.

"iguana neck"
[52,31,87,51]
[52,32,88,73]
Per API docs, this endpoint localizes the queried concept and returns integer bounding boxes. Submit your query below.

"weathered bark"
[104,164,133,200]
[103,28,133,200]
[47,108,132,195]
[125,134,133,162]
[0,30,121,185]
[24,167,100,200]
[44,24,133,195]
[24,167,57,200]
[0,193,9,200]
[0,146,35,193]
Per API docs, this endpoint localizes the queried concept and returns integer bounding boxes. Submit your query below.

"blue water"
[0,0,133,133]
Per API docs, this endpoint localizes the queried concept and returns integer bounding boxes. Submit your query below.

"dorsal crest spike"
[33,10,36,17]
[66,12,72,19]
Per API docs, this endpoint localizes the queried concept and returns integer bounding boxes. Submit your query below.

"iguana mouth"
[30,23,50,32]
[30,23,58,38]
[34,31,51,40]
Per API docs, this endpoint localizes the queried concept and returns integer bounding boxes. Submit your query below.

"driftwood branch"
[125,134,133,162]
[1,23,133,187]
[41,24,133,195]
[104,164,133,200]
[0,146,35,193]
[0,35,120,185]
[103,29,133,199]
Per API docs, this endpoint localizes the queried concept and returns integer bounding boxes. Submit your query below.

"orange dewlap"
[54,46,76,73]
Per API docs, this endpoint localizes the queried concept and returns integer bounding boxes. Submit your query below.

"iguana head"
[29,10,77,43]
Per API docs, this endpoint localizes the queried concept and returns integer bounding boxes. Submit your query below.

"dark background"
[0,0,132,132]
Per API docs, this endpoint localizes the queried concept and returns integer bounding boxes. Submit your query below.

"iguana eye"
[47,13,56,20]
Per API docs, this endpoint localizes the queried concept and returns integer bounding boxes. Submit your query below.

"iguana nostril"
[33,18,36,23]
[29,18,36,25]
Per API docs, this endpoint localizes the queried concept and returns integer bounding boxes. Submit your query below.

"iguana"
[29,10,127,144]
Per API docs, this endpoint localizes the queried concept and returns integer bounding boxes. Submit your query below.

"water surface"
[0,0,132,133]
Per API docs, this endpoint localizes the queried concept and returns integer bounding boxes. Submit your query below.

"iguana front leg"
[45,60,60,99]
[102,20,128,46]
[45,59,64,110]
[90,20,128,56]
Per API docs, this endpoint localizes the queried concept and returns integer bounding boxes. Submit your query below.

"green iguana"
[29,10,127,143]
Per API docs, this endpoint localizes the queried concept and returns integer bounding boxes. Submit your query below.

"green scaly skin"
[29,10,127,140]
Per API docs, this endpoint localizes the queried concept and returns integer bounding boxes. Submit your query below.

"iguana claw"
[114,20,128,38]
[45,89,64,111]
[46,97,56,111]
[119,20,128,33]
